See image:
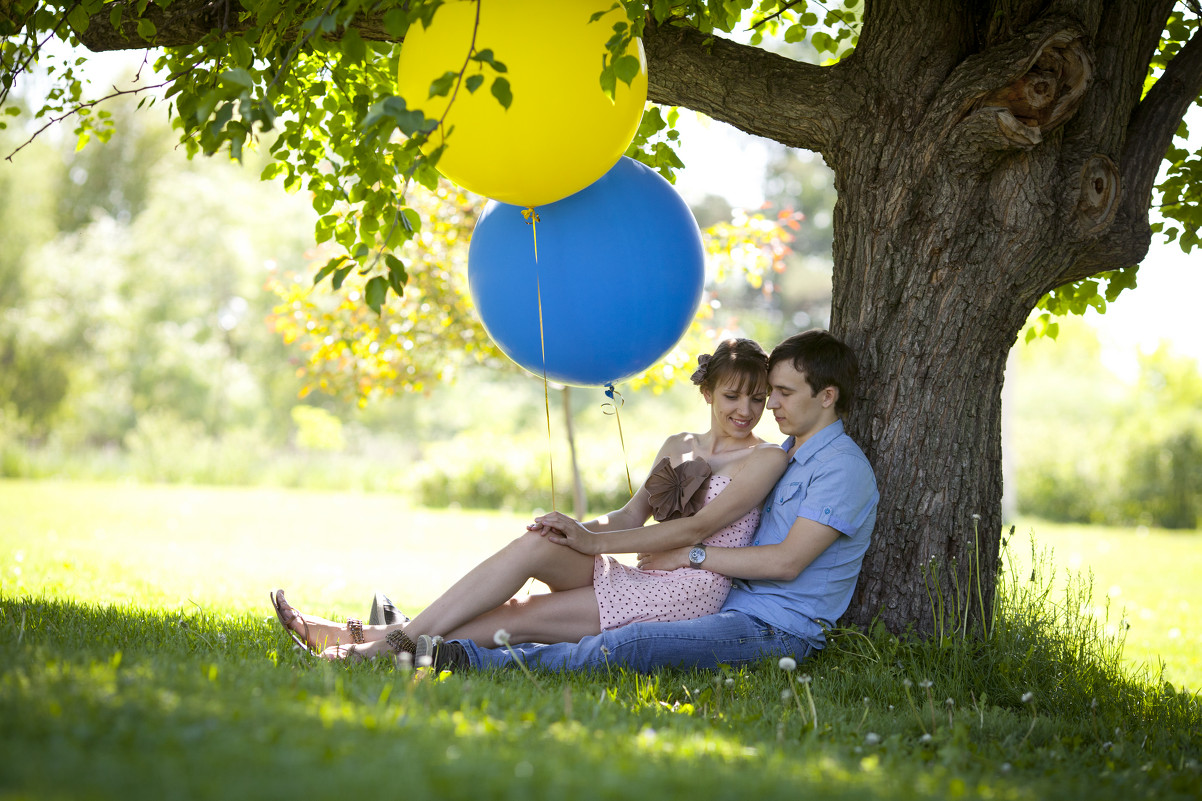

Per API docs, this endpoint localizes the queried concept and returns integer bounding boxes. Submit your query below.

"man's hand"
[532,511,601,555]
[636,546,689,572]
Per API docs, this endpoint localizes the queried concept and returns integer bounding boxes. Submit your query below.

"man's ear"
[820,386,838,409]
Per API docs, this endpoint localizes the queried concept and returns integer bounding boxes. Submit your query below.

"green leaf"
[490,76,512,109]
[136,17,156,41]
[314,256,347,286]
[365,276,388,313]
[589,4,619,23]
[613,54,641,86]
[383,8,410,38]
[68,4,90,33]
[221,68,254,90]
[385,254,408,295]
[429,71,457,98]
[465,74,484,93]
[599,66,617,101]
[332,264,354,290]
[341,29,367,64]
[229,37,253,69]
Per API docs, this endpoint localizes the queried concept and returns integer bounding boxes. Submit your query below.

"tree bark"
[64,0,1202,635]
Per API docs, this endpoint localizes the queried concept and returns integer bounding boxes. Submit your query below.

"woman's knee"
[508,529,565,565]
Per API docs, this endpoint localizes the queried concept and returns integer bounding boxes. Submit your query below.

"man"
[421,329,879,672]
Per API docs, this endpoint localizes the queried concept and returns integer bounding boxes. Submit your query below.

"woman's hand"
[533,511,601,555]
[637,546,690,572]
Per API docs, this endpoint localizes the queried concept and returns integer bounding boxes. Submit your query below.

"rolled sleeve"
[795,448,877,537]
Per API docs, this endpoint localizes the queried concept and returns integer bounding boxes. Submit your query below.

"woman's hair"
[690,338,769,397]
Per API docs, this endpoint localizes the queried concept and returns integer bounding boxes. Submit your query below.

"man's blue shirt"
[722,419,879,646]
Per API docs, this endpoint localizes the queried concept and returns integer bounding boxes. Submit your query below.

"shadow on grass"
[2,594,1200,801]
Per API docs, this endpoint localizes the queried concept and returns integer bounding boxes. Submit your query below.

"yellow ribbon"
[523,206,556,511]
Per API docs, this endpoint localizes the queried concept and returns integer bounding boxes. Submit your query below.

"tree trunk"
[820,0,1188,633]
[560,386,588,520]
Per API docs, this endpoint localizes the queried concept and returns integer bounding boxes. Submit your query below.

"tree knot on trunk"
[977,30,1092,139]
[1074,154,1120,234]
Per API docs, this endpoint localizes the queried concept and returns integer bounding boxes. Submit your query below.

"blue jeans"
[457,610,818,673]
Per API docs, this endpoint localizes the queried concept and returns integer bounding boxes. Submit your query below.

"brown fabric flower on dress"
[644,457,712,522]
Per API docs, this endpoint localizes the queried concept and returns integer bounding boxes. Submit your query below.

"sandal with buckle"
[271,589,316,654]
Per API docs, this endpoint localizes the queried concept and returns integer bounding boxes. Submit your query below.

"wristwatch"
[688,544,707,568]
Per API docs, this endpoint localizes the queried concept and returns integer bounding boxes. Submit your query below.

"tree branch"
[72,3,843,152]
[1120,19,1202,222]
[641,20,841,152]
[1066,18,1202,277]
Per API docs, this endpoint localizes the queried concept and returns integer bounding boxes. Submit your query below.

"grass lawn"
[1009,518,1201,693]
[2,479,1199,801]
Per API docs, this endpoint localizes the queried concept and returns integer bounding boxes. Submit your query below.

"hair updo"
[689,338,769,397]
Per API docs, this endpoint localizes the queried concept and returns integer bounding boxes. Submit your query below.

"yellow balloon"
[396,0,647,207]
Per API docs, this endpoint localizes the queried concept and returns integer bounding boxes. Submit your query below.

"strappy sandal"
[272,589,370,650]
[271,589,316,654]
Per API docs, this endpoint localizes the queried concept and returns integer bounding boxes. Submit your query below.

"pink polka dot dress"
[592,474,760,631]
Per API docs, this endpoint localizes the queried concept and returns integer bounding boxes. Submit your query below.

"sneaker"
[415,634,470,672]
[368,591,410,626]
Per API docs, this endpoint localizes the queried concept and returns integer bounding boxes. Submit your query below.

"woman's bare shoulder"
[647,432,712,467]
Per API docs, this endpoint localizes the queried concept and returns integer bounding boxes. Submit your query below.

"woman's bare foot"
[271,589,388,651]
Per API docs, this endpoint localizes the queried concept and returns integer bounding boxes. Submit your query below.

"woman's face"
[706,375,768,439]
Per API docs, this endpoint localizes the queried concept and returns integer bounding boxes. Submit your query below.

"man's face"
[766,360,835,441]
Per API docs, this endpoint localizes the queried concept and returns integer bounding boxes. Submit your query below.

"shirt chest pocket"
[763,481,804,518]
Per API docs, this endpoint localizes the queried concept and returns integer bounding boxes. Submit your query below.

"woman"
[272,338,788,660]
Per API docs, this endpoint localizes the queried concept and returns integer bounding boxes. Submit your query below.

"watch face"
[689,546,705,565]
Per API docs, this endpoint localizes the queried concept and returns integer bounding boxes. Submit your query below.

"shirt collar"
[782,419,845,464]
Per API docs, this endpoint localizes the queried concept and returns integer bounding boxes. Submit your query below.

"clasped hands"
[527,511,690,570]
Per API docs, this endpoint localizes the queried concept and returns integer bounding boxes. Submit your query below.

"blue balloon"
[468,157,705,387]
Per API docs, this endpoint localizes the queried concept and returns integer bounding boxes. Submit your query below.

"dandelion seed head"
[493,628,511,646]
[725,678,735,686]
[919,679,933,689]
[903,679,913,688]
[799,674,812,684]
[972,513,981,521]
[1021,692,1034,704]
[778,656,797,672]
[1001,763,1012,773]
[945,697,955,707]
[920,733,933,743]
[781,689,792,701]
[416,654,433,668]
[864,732,881,745]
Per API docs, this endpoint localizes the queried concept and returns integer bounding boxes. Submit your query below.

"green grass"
[1011,517,1202,694]
[2,480,1200,801]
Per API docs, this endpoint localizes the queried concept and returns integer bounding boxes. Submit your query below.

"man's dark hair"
[768,330,859,416]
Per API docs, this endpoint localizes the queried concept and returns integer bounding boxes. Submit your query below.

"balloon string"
[603,384,634,497]
[524,206,556,512]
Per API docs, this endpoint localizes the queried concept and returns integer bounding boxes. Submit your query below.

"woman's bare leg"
[296,531,595,657]
[443,585,602,645]
[404,531,595,638]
